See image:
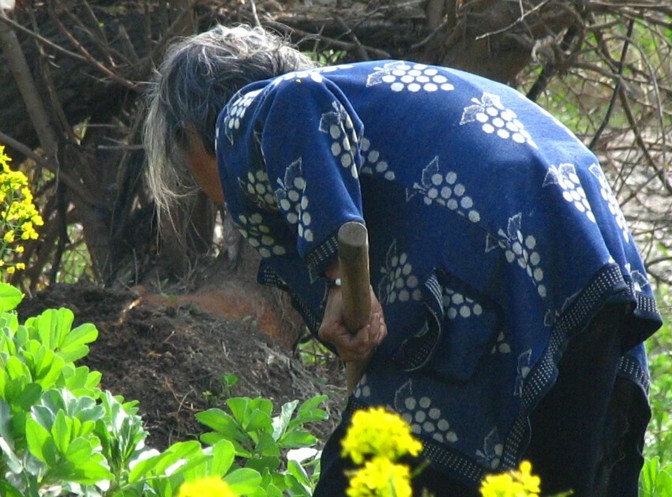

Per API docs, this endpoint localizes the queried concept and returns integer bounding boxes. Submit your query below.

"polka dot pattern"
[222,89,262,143]
[359,137,395,180]
[235,213,287,259]
[274,158,314,243]
[543,163,595,223]
[475,428,503,470]
[413,157,481,224]
[492,214,546,299]
[460,93,536,148]
[366,61,455,93]
[589,163,630,242]
[491,331,512,354]
[393,381,458,444]
[442,288,483,320]
[378,241,422,304]
[318,101,360,179]
[238,169,277,210]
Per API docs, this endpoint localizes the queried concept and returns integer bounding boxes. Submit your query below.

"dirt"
[17,282,346,451]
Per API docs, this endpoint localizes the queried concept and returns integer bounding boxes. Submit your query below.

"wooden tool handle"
[338,222,371,332]
[337,221,372,394]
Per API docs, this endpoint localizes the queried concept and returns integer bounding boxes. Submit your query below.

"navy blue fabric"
[214,61,662,485]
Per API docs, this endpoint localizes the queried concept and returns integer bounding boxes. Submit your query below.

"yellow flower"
[346,456,413,497]
[176,476,238,497]
[0,147,43,277]
[342,407,423,464]
[480,461,541,497]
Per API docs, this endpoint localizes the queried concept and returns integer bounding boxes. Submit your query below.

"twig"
[0,10,86,62]
[589,19,634,150]
[47,3,140,91]
[0,131,104,208]
[334,15,369,60]
[410,19,448,50]
[475,0,553,40]
[264,19,391,59]
[0,10,59,160]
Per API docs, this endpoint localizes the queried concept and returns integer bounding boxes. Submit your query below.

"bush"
[0,282,324,497]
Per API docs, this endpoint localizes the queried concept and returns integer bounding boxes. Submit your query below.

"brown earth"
[17,281,346,451]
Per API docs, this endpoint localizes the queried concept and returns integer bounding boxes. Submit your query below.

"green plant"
[197,395,328,496]
[0,281,329,496]
[640,457,672,497]
[203,373,239,407]
[641,286,672,495]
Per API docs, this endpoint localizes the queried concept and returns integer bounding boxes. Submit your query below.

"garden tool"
[337,221,372,395]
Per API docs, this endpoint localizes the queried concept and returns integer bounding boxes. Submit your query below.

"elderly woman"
[144,24,661,497]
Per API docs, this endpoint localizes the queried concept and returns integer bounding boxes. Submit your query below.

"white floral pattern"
[394,380,458,444]
[410,156,481,223]
[442,288,483,319]
[589,163,630,241]
[359,136,395,180]
[487,214,546,299]
[460,93,536,148]
[222,89,262,143]
[513,349,532,397]
[367,61,455,93]
[319,101,359,179]
[378,240,422,304]
[235,213,286,258]
[274,158,314,243]
[238,169,277,210]
[476,428,503,469]
[543,163,595,222]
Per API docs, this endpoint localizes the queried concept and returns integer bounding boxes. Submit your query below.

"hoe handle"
[337,222,372,394]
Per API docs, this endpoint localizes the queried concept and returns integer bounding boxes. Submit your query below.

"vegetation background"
[0,0,670,493]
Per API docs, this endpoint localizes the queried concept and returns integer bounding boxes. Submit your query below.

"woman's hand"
[318,285,387,362]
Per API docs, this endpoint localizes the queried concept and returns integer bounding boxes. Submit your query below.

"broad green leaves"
[0,283,329,497]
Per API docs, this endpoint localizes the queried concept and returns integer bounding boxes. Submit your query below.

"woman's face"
[185,133,224,206]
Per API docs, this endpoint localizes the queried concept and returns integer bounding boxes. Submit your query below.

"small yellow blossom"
[480,460,541,497]
[0,146,43,277]
[342,407,423,465]
[347,456,413,497]
[176,476,238,497]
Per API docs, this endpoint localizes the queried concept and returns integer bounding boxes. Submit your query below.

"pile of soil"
[17,283,346,450]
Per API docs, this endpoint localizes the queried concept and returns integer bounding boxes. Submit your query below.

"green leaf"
[196,409,249,446]
[0,481,25,497]
[59,323,98,363]
[208,439,235,475]
[291,395,328,428]
[272,400,298,441]
[224,467,262,495]
[24,340,65,389]
[26,416,58,465]
[32,308,74,351]
[286,459,311,487]
[279,430,317,449]
[0,283,23,311]
[255,432,281,457]
[128,441,202,483]
[51,410,72,454]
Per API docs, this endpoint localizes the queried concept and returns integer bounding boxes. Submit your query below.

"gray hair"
[144,24,316,216]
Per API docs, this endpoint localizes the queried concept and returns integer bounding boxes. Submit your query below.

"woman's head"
[144,24,315,215]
